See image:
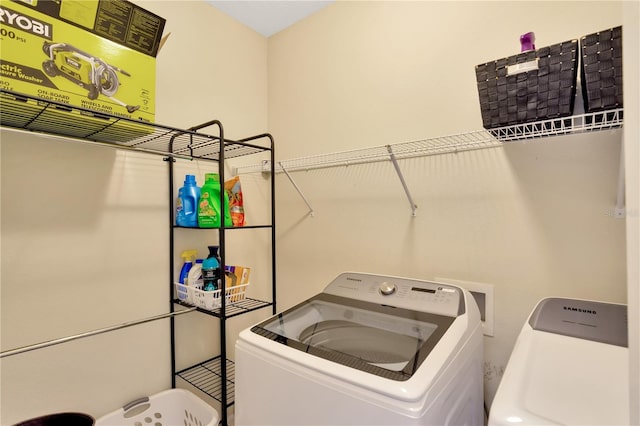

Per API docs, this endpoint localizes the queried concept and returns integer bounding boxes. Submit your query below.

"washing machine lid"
[489,298,629,426]
[250,274,465,381]
[528,297,627,347]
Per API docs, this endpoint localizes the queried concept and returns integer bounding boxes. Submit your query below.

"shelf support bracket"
[387,145,418,216]
[615,140,625,218]
[279,161,315,217]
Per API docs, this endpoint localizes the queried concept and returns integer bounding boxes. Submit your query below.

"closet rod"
[0,307,197,359]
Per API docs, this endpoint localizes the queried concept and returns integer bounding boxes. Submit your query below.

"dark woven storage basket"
[580,26,623,112]
[475,39,579,129]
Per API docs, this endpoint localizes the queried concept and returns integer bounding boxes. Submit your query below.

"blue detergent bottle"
[176,175,200,227]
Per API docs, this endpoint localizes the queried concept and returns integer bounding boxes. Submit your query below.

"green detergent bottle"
[198,173,232,228]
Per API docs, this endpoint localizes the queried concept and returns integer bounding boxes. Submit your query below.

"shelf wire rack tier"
[0,89,269,160]
[490,108,623,142]
[176,356,236,407]
[173,297,273,319]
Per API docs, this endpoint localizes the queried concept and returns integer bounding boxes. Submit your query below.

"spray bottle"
[179,250,198,284]
[177,249,197,301]
[202,245,221,292]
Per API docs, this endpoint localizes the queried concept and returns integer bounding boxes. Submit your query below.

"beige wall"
[0,1,268,423]
[1,0,637,424]
[267,0,627,405]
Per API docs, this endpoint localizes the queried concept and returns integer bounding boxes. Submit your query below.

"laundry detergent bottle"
[202,245,221,292]
[176,174,200,227]
[197,173,232,228]
[187,259,204,289]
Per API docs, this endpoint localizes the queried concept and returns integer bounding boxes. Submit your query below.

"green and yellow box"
[0,0,165,122]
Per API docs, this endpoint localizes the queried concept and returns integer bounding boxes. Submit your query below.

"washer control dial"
[379,282,397,296]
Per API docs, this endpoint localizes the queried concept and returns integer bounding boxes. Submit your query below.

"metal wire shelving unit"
[0,89,277,426]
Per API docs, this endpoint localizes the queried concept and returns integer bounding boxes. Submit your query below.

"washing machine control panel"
[323,272,464,317]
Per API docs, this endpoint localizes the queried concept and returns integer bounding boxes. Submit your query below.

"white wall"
[0,1,268,424]
[267,0,628,405]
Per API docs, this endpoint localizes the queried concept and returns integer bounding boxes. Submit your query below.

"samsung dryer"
[489,297,628,426]
[235,272,484,426]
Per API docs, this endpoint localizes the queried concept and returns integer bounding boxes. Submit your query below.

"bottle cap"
[205,173,220,183]
[520,32,535,52]
[181,249,198,260]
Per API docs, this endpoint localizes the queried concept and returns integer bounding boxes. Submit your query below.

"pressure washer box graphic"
[0,0,165,123]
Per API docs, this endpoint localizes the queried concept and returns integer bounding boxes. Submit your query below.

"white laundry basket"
[175,282,249,311]
[95,388,218,426]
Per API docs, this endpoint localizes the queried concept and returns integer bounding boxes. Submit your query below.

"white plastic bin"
[95,389,218,426]
[175,282,248,311]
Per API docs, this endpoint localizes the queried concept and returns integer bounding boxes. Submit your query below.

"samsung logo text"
[563,306,597,315]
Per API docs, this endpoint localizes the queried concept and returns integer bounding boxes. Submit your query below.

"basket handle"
[122,396,150,417]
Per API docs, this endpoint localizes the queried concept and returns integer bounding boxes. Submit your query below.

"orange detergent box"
[0,0,165,122]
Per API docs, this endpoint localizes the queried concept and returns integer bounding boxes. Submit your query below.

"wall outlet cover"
[435,277,495,337]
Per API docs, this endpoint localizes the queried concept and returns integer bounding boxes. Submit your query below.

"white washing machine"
[489,297,629,426]
[235,272,483,426]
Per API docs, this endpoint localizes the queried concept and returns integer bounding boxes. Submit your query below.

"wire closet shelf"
[0,89,270,160]
[0,89,622,172]
[235,108,623,175]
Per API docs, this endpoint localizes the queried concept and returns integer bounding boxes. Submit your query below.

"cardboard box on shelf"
[224,265,251,287]
[0,0,165,123]
[224,265,250,303]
